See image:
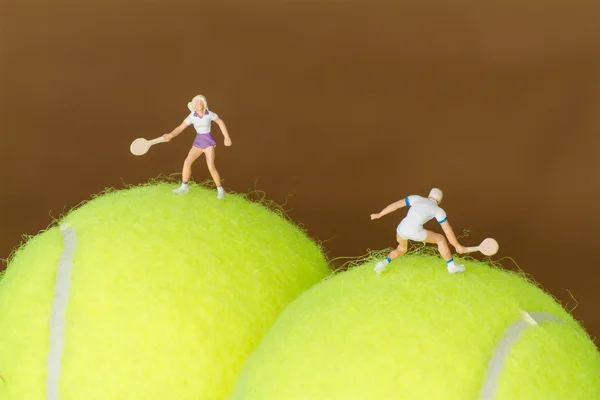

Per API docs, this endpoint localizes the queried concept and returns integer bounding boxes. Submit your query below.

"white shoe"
[374,260,389,275]
[172,185,189,194]
[217,187,225,199]
[447,263,465,274]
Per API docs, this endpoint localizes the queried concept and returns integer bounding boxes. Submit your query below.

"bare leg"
[423,230,465,273]
[375,235,408,274]
[182,147,204,183]
[173,147,203,194]
[203,146,221,186]
[203,146,225,199]
[389,234,408,261]
[423,231,452,260]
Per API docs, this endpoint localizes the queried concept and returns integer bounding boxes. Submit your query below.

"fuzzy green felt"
[0,179,330,400]
[231,251,600,400]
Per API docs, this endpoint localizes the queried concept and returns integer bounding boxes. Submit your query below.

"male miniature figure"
[370,188,466,274]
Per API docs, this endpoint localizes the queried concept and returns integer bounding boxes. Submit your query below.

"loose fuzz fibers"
[231,253,600,400]
[0,180,330,400]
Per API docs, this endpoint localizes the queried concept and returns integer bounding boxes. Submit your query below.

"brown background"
[1,1,599,342]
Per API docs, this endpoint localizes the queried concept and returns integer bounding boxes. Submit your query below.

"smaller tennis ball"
[0,180,330,400]
[231,253,600,400]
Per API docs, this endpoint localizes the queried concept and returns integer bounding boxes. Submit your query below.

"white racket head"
[479,238,499,256]
[130,138,150,156]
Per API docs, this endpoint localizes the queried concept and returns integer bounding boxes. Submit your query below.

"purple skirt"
[192,132,217,149]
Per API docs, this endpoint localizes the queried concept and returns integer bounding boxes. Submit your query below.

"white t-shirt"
[184,110,219,134]
[403,195,447,226]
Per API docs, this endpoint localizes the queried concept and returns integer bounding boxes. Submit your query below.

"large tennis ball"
[231,252,600,400]
[0,180,330,400]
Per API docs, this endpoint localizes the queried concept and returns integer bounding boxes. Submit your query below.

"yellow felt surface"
[0,181,330,400]
[231,253,600,400]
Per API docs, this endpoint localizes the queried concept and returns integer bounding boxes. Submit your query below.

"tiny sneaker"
[172,185,189,194]
[447,263,466,274]
[374,259,389,275]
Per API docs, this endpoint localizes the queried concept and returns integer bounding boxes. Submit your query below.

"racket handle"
[463,246,480,254]
[148,137,165,145]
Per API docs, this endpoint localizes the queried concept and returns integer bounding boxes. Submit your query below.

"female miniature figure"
[163,95,232,198]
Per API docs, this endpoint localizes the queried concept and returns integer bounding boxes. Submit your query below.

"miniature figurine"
[162,95,232,198]
[370,188,467,274]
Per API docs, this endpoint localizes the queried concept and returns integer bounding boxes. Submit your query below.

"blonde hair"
[187,95,208,113]
[428,188,443,203]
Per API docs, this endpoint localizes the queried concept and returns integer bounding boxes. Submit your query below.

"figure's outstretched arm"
[440,220,465,253]
[370,198,409,220]
[214,118,232,146]
[163,121,188,142]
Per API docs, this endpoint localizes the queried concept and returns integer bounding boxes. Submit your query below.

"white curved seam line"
[478,311,565,400]
[46,223,76,400]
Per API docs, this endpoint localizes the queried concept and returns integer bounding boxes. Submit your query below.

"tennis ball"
[0,180,330,400]
[230,252,600,400]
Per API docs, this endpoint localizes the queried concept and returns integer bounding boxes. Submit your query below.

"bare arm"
[370,198,408,220]
[214,118,232,145]
[163,122,188,141]
[440,220,465,253]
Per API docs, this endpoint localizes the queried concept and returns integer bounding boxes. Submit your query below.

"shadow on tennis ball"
[230,249,600,400]
[0,178,331,400]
